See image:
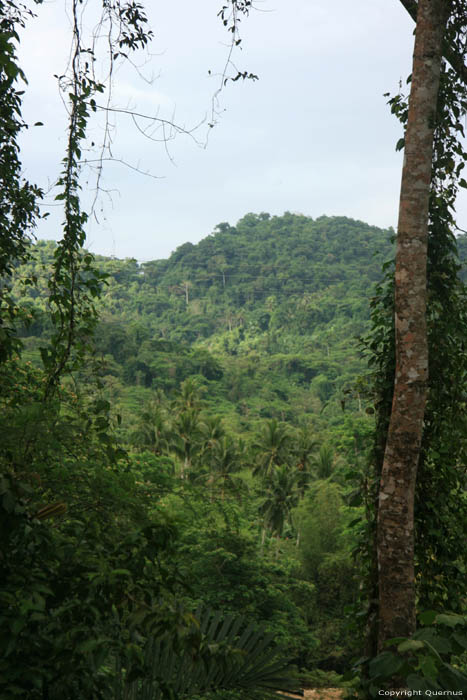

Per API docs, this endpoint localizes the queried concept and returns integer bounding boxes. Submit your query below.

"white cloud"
[15,0,467,260]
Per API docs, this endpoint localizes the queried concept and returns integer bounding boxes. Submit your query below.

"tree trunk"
[260,526,267,556]
[275,535,280,561]
[377,0,450,650]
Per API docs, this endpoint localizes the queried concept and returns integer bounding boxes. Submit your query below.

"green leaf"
[413,628,452,655]
[437,664,467,693]
[110,569,132,578]
[2,490,16,513]
[435,613,465,628]
[396,137,405,151]
[94,399,110,413]
[419,610,438,626]
[406,673,438,692]
[397,639,425,653]
[418,654,439,680]
[368,651,403,679]
[77,639,101,654]
[452,632,467,651]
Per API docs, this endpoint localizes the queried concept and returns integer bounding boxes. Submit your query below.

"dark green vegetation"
[2,0,467,696]
[4,212,466,697]
[3,212,397,697]
[352,612,467,696]
[4,209,467,697]
[17,213,394,430]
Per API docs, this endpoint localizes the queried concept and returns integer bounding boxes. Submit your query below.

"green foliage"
[294,482,358,670]
[0,0,376,696]
[0,352,356,695]
[349,613,467,698]
[259,464,300,537]
[7,214,402,682]
[42,0,154,394]
[16,214,395,430]
[357,60,467,657]
[0,1,42,361]
[0,358,181,698]
[295,482,349,575]
[9,5,466,691]
[414,65,467,612]
[118,607,303,700]
[253,419,293,478]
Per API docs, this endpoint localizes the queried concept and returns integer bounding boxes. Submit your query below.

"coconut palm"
[133,398,169,455]
[259,465,300,555]
[170,408,204,479]
[209,435,245,500]
[313,443,335,479]
[199,415,225,462]
[292,426,318,496]
[252,419,292,479]
[173,376,206,412]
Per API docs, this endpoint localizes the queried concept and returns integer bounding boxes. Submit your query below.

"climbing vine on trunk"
[376,0,451,649]
[360,0,467,656]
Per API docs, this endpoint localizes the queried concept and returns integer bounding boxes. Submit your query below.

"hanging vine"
[42,0,154,395]
[0,1,42,363]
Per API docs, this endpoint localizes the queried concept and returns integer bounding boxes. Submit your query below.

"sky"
[17,0,467,261]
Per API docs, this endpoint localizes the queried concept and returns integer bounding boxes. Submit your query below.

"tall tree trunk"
[377,0,451,650]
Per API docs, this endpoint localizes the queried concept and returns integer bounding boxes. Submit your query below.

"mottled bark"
[377,0,451,650]
[398,0,467,83]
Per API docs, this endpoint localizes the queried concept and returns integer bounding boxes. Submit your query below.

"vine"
[0,1,42,363]
[42,0,153,395]
[358,8,467,657]
[35,0,257,395]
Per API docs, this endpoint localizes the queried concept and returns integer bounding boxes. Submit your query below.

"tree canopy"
[1,1,467,698]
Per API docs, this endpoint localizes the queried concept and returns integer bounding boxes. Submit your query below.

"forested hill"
[122,212,393,322]
[17,213,400,432]
[10,211,467,682]
[142,212,393,304]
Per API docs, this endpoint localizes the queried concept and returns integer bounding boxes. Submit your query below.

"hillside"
[8,212,467,686]
[16,213,396,434]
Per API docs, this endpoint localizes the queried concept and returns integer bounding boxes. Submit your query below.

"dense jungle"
[2,1,467,699]
[3,212,467,698]
[4,214,392,690]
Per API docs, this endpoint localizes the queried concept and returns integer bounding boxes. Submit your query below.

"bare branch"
[80,157,165,180]
[92,103,205,141]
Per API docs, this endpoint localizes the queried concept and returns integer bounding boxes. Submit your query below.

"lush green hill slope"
[10,213,467,684]
[17,213,396,433]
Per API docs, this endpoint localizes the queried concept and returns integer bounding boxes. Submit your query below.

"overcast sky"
[18,0,467,261]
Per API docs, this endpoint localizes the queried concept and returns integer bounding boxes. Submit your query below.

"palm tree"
[116,607,302,700]
[170,408,204,479]
[133,398,169,455]
[209,435,245,500]
[259,465,300,556]
[292,426,318,496]
[174,377,205,412]
[199,415,225,463]
[252,419,292,479]
[313,443,335,479]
